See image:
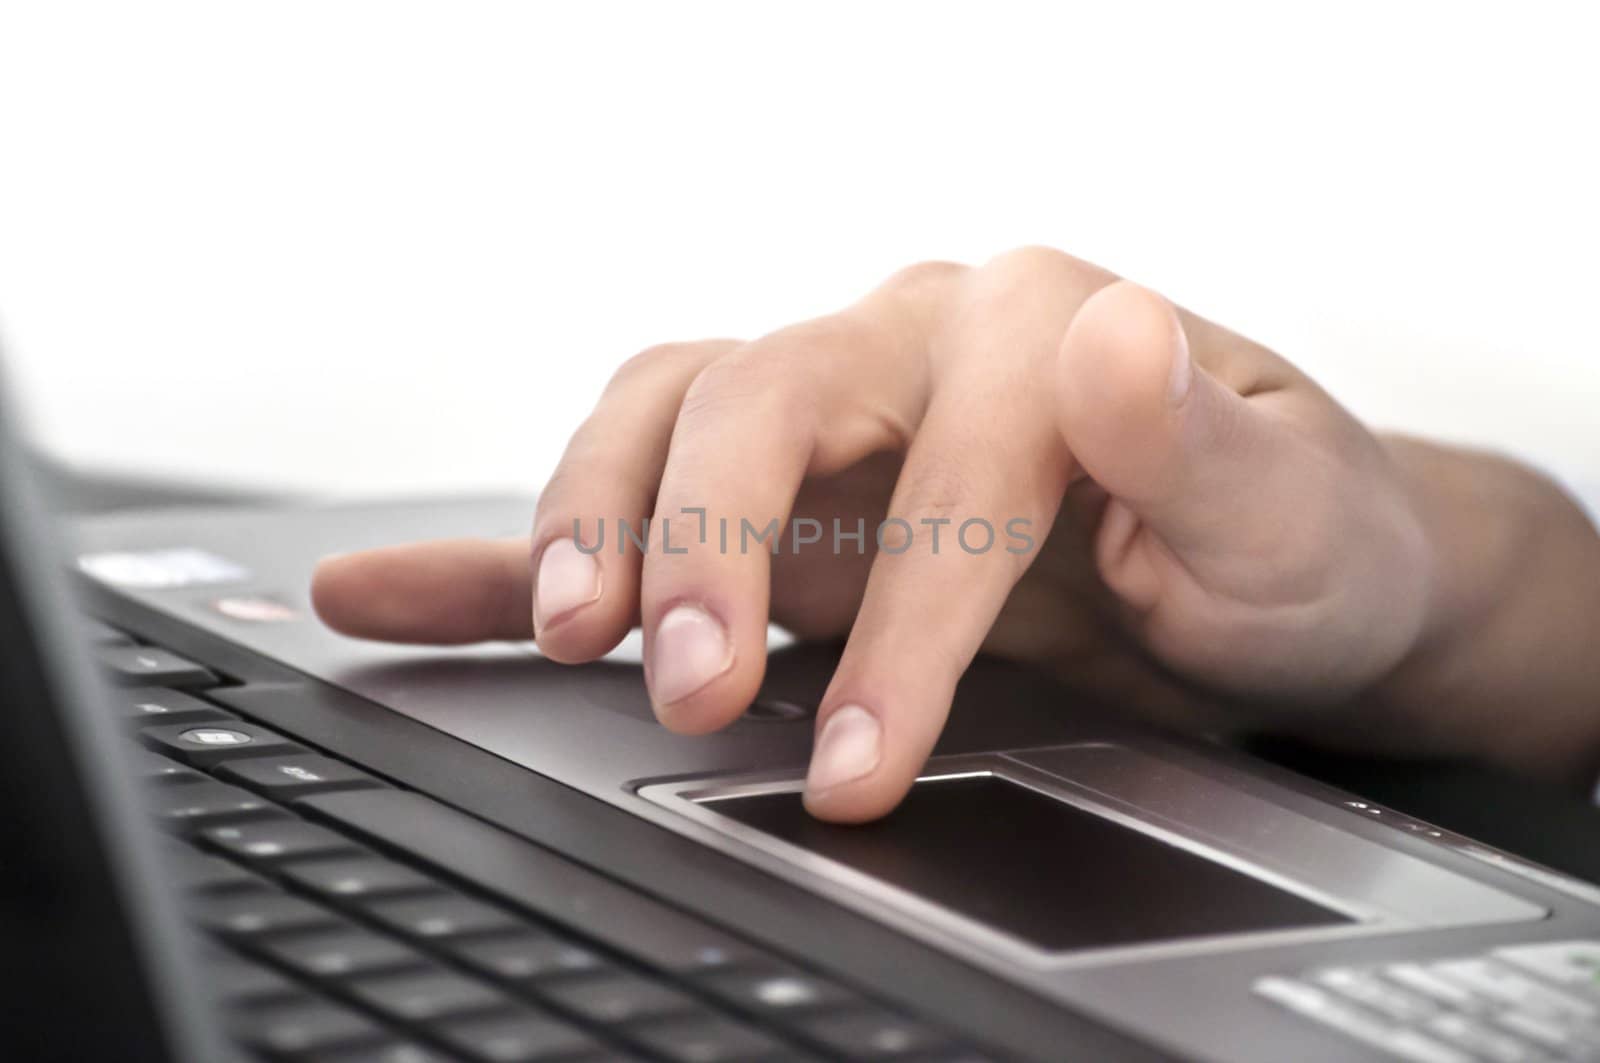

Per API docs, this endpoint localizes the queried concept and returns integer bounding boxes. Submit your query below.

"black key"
[211,954,304,1005]
[281,857,442,902]
[439,1010,602,1062]
[316,1041,456,1063]
[366,895,522,942]
[151,780,288,830]
[346,968,509,1023]
[448,933,608,983]
[629,1014,790,1062]
[83,618,132,645]
[130,745,207,784]
[165,840,264,892]
[797,1009,951,1058]
[539,973,700,1025]
[202,820,364,865]
[216,754,384,798]
[97,644,218,688]
[230,999,385,1055]
[194,892,343,937]
[141,720,304,768]
[259,927,428,979]
[112,686,235,726]
[300,791,772,974]
[698,967,857,1017]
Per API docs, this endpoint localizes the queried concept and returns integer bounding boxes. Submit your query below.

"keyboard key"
[230,999,385,1055]
[97,645,218,688]
[166,841,264,892]
[112,687,236,726]
[83,618,132,645]
[438,1010,601,1062]
[1424,1012,1544,1063]
[1494,1008,1600,1054]
[300,790,772,975]
[1383,1030,1484,1063]
[629,1014,790,1062]
[282,858,443,902]
[1495,940,1600,995]
[1430,957,1597,1020]
[128,745,207,784]
[216,754,384,798]
[698,967,857,1017]
[1313,968,1439,1023]
[1248,979,1388,1037]
[1257,978,1480,1063]
[141,720,304,768]
[316,1040,455,1063]
[150,780,288,830]
[346,968,509,1023]
[539,973,701,1024]
[1384,964,1496,1014]
[365,895,522,941]
[260,927,428,979]
[194,891,343,937]
[202,820,364,865]
[797,1009,950,1058]
[448,933,608,982]
[212,954,303,1005]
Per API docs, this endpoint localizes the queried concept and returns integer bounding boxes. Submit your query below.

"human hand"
[312,248,1600,820]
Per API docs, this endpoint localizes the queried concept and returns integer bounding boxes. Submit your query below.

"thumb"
[1054,280,1308,611]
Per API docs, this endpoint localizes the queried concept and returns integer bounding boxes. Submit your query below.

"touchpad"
[707,774,1350,952]
[645,747,1544,965]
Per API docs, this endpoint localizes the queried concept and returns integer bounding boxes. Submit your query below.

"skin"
[311,247,1600,822]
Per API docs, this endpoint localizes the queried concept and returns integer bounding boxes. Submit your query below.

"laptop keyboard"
[93,620,985,1062]
[1256,941,1600,1061]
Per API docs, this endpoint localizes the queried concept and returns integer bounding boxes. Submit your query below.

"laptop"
[6,361,1600,1063]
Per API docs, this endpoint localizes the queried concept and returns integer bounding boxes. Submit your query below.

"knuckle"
[606,340,727,394]
[940,247,1119,356]
[891,461,977,528]
[678,353,814,430]
[608,343,677,389]
[888,457,1038,573]
[680,356,766,411]
[976,245,1114,303]
[982,243,1085,277]
[876,259,969,298]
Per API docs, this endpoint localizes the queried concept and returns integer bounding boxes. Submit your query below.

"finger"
[798,249,1117,821]
[639,311,936,735]
[532,340,738,663]
[1055,281,1424,690]
[768,451,900,640]
[311,537,531,644]
[1054,281,1312,605]
[637,264,968,732]
[801,381,1072,821]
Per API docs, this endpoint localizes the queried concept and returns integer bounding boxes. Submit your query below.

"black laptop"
[8,359,1600,1063]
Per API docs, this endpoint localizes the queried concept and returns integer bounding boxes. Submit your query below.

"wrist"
[1373,435,1600,786]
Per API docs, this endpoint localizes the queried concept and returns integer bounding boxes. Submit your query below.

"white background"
[1,2,1596,504]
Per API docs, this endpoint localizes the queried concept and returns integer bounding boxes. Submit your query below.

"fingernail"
[1167,319,1193,407]
[535,539,601,630]
[806,704,882,794]
[650,603,732,707]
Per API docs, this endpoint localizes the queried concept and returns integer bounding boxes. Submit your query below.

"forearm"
[1373,435,1600,787]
